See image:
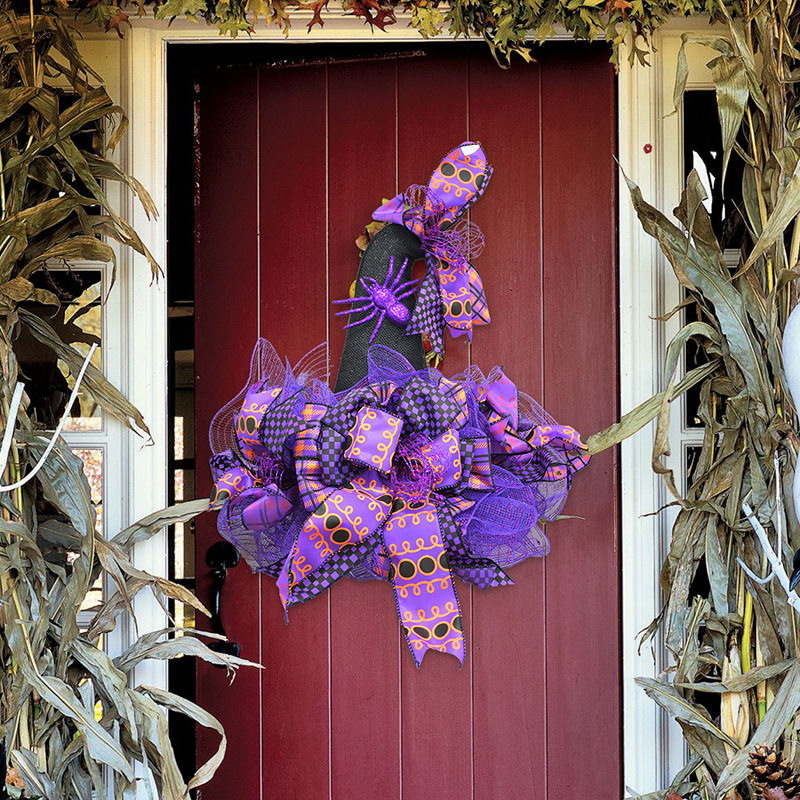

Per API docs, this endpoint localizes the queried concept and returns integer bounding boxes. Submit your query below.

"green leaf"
[114,630,260,674]
[155,0,208,18]
[741,162,800,273]
[129,691,188,800]
[140,685,228,791]
[625,175,769,405]
[708,55,749,183]
[6,625,135,781]
[8,749,58,800]
[111,498,210,552]
[20,235,116,277]
[0,87,37,125]
[704,519,729,618]
[24,433,94,539]
[677,658,793,692]
[635,676,740,748]
[587,360,718,456]
[664,321,721,384]
[69,635,139,741]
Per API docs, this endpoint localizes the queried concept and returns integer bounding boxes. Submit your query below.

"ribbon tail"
[467,265,490,327]
[436,258,474,337]
[372,193,407,224]
[383,501,465,667]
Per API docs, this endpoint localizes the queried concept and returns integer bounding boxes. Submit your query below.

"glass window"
[72,447,104,616]
[682,91,744,429]
[21,269,103,430]
[683,90,745,247]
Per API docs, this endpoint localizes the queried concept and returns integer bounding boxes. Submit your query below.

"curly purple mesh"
[401,185,485,271]
[209,340,330,456]
[455,466,546,567]
[390,432,440,502]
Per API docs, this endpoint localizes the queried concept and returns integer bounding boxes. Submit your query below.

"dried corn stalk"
[593,3,800,797]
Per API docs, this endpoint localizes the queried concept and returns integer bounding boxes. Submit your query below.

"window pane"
[71,448,104,614]
[61,275,103,430]
[683,90,744,247]
[682,91,743,428]
[683,291,707,428]
[21,270,103,430]
[684,444,702,495]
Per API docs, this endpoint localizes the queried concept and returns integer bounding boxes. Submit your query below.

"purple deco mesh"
[209,341,329,573]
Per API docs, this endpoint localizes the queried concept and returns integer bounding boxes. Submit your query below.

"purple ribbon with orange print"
[475,367,591,477]
[373,142,493,355]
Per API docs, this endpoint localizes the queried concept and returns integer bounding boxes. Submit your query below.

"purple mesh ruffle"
[209,340,589,575]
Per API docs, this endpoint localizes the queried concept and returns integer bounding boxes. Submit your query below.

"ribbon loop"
[372,142,494,355]
[383,499,464,666]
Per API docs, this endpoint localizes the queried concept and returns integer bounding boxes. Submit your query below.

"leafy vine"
[54,0,733,64]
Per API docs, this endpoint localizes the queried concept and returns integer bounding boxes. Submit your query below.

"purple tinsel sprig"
[389,432,442,502]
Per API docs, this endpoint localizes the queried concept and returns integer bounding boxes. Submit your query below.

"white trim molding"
[76,32,170,693]
[618,37,670,795]
[619,18,725,796]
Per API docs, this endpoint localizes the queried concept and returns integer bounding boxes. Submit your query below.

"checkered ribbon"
[438,505,513,589]
[407,267,446,356]
[274,375,502,666]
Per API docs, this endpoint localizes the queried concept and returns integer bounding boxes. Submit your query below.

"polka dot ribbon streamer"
[373,142,493,357]
[209,340,591,667]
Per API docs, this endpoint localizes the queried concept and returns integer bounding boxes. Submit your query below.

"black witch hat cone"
[334,223,426,393]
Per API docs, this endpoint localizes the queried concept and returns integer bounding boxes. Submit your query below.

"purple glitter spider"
[333,256,420,344]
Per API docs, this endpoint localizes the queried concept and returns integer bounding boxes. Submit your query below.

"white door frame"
[78,15,720,794]
[620,22,723,795]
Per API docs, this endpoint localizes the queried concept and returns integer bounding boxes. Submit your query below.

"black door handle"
[205,541,241,661]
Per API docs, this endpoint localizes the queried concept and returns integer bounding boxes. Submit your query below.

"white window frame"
[75,15,722,795]
[76,33,170,690]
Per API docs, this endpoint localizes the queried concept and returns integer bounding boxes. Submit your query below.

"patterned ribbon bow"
[373,142,493,357]
[275,374,511,666]
[210,341,591,667]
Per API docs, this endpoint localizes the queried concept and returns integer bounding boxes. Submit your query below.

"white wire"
[742,499,800,613]
[0,382,24,483]
[0,344,98,493]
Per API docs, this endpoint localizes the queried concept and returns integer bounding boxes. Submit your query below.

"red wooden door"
[194,43,619,800]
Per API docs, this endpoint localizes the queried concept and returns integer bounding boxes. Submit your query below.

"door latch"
[205,541,241,661]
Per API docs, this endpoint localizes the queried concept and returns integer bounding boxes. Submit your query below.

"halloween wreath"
[208,143,590,666]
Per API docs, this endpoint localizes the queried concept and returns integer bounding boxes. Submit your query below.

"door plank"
[540,45,621,800]
[194,66,262,800]
[258,63,331,800]
[468,50,548,800]
[327,57,402,800]
[397,50,474,800]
